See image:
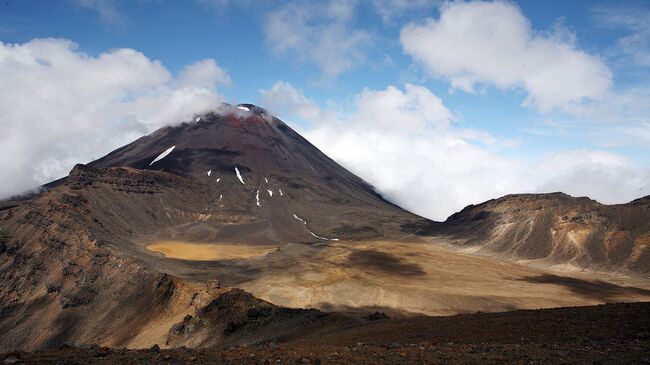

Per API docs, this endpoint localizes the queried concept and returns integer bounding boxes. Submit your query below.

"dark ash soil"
[4,301,650,364]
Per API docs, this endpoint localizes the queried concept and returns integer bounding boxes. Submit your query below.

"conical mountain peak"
[55,105,423,245]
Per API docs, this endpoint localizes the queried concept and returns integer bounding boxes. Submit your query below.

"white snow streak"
[265,177,269,183]
[149,145,175,166]
[293,213,338,241]
[279,189,283,196]
[255,190,261,207]
[195,117,201,122]
[207,170,212,177]
[267,190,273,197]
[237,106,250,111]
[235,166,245,184]
[216,178,221,183]
[293,213,307,225]
[310,232,339,241]
[219,194,223,200]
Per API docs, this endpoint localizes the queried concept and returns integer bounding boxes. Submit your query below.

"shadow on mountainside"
[517,274,650,302]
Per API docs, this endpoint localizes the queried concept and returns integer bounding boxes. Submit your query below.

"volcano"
[1,104,650,354]
[63,103,420,244]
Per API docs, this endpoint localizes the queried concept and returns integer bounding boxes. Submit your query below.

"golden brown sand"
[145,241,277,261]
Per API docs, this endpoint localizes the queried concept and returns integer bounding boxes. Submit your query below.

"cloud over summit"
[0,38,228,198]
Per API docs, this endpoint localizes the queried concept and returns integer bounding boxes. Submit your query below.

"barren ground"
[140,238,650,317]
[5,301,650,364]
[146,241,278,261]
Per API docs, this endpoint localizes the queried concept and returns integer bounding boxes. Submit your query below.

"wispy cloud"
[371,0,439,23]
[259,81,332,124]
[69,0,127,29]
[592,3,650,68]
[194,0,256,15]
[530,90,650,148]
[263,0,373,80]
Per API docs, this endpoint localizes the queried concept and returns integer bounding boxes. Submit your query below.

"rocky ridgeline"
[430,193,650,274]
[67,164,173,194]
[166,289,326,348]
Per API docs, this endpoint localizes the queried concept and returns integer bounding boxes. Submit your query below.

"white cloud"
[70,0,126,28]
[400,0,612,112]
[534,150,650,202]
[175,59,231,89]
[352,83,453,130]
[299,84,525,220]
[371,0,438,23]
[0,38,227,198]
[259,81,327,123]
[263,0,373,79]
[262,81,649,220]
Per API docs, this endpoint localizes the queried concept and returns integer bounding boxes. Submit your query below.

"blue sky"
[1,0,650,219]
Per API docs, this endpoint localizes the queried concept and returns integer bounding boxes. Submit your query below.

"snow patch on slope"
[255,190,261,207]
[149,146,175,166]
[235,166,245,184]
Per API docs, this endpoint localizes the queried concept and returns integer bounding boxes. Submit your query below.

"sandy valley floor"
[143,238,650,317]
[146,241,278,261]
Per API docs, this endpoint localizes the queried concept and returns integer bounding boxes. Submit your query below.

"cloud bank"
[400,0,612,112]
[0,38,228,198]
[261,81,650,220]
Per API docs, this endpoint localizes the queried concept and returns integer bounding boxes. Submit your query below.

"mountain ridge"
[427,192,650,274]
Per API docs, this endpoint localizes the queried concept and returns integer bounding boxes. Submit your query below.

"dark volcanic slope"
[425,193,650,275]
[5,104,421,246]
[80,104,417,243]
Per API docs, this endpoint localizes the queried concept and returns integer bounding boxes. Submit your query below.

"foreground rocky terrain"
[3,301,649,364]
